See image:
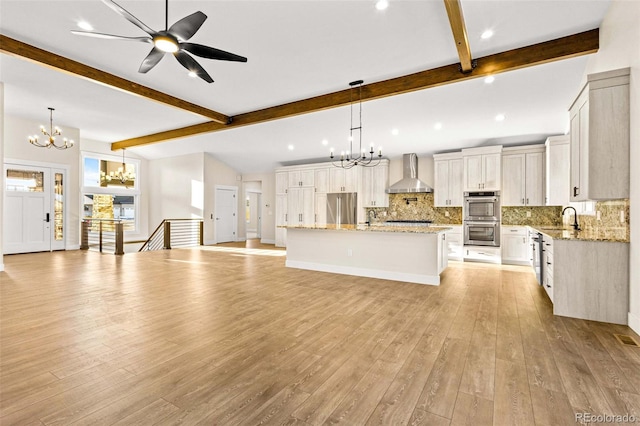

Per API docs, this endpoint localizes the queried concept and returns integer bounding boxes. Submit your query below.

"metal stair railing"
[80,218,129,255]
[139,218,204,252]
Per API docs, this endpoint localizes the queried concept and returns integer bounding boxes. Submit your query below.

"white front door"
[215,186,237,243]
[4,165,67,254]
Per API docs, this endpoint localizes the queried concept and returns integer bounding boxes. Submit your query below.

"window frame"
[81,152,141,233]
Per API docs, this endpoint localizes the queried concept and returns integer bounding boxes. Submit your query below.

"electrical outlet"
[445,211,450,217]
[526,211,532,218]
[620,210,625,223]
[347,249,353,257]
[596,211,601,221]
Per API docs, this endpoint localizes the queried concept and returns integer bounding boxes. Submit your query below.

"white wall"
[4,114,81,249]
[0,83,4,271]
[582,0,640,332]
[147,152,205,231]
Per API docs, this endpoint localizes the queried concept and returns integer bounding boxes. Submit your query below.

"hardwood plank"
[450,392,493,426]
[493,359,535,426]
[415,337,470,419]
[0,35,229,123]
[111,29,599,149]
[3,246,639,425]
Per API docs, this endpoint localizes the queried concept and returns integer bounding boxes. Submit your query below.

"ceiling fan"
[72,0,247,83]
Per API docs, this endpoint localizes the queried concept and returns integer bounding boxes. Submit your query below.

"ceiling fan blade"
[139,47,165,73]
[181,43,248,62]
[174,51,213,83]
[100,0,156,36]
[71,30,151,43]
[168,11,207,41]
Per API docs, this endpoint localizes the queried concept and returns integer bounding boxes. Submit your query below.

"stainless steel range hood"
[386,153,433,194]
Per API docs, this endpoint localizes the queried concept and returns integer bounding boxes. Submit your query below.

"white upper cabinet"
[433,153,463,207]
[360,160,389,208]
[314,168,329,193]
[462,146,502,191]
[545,135,570,206]
[329,167,358,193]
[288,169,315,188]
[569,68,630,201]
[502,145,545,206]
[275,172,288,194]
[287,187,315,226]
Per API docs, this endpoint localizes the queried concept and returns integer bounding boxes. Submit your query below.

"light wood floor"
[1,242,639,425]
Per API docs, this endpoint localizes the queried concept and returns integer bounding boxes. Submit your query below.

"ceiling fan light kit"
[72,0,247,83]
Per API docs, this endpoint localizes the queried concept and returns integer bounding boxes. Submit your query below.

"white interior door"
[5,165,49,254]
[215,186,237,243]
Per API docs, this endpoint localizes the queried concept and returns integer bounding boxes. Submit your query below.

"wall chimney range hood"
[386,153,433,194]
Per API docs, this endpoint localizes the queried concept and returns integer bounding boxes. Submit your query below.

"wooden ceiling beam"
[443,0,473,72]
[0,34,230,124]
[111,28,598,151]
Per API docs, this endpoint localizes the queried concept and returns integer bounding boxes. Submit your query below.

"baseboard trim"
[285,260,440,286]
[261,238,275,245]
[0,263,4,272]
[629,311,640,334]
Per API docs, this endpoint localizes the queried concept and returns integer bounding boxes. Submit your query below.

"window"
[6,169,44,192]
[82,153,141,232]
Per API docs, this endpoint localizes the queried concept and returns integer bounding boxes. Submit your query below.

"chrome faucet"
[562,206,581,231]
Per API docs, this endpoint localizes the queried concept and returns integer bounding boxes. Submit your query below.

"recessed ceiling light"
[484,76,495,84]
[391,128,399,136]
[77,21,93,31]
[495,114,506,121]
[376,0,389,11]
[434,122,443,130]
[481,29,494,40]
[188,71,197,78]
[287,144,294,151]
[322,139,328,146]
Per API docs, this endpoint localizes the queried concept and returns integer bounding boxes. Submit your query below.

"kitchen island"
[284,224,451,285]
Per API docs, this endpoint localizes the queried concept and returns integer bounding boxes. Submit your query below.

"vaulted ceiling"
[0,0,611,173]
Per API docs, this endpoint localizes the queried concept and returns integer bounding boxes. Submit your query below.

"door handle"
[573,186,579,197]
[45,213,50,222]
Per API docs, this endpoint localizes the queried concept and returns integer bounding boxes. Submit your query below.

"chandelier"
[28,108,74,149]
[330,80,382,168]
[100,149,135,185]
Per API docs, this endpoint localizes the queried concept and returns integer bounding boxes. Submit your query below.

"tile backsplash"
[577,199,630,232]
[501,206,563,226]
[365,193,462,225]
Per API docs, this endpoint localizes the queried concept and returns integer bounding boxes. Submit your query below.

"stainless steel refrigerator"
[326,193,357,226]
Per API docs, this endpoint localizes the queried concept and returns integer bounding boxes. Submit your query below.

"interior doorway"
[4,163,67,254]
[214,186,238,243]
[245,191,262,240]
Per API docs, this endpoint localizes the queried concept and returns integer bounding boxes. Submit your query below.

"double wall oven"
[463,191,500,247]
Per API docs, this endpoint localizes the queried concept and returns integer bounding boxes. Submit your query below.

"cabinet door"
[360,167,374,207]
[301,187,315,225]
[344,167,358,192]
[482,153,501,190]
[502,233,529,262]
[502,154,525,206]
[275,194,287,247]
[463,155,483,190]
[315,168,329,193]
[434,160,450,207]
[546,140,570,206]
[275,172,288,194]
[448,158,464,207]
[329,168,345,192]
[570,95,588,201]
[300,169,315,187]
[288,170,301,188]
[371,165,389,207]
[287,188,301,224]
[315,193,327,225]
[525,152,544,206]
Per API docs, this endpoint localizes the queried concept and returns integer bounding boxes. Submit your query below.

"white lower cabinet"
[501,226,529,265]
[463,246,501,264]
[541,235,554,302]
[315,193,327,226]
[445,226,463,261]
[438,232,448,274]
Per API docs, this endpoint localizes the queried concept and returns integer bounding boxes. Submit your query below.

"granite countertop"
[529,225,629,243]
[283,224,452,234]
